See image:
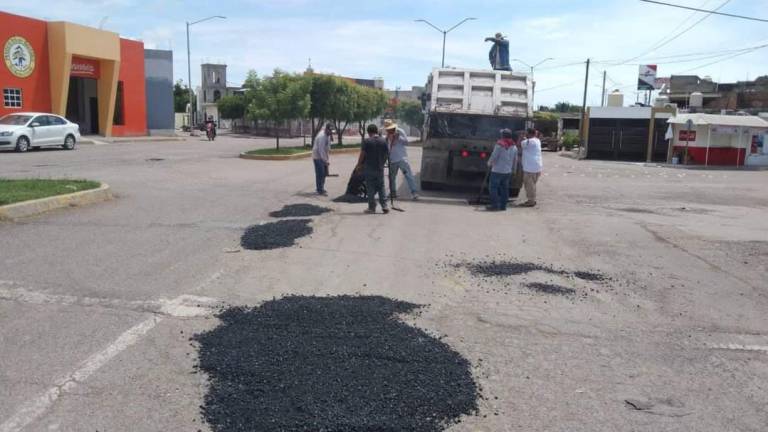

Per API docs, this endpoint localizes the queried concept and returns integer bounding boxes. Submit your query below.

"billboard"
[638,64,657,91]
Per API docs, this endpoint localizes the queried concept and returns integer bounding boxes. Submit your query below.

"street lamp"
[415,17,477,67]
[186,15,226,133]
[512,58,553,112]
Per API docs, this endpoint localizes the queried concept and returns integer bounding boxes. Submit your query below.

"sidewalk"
[80,134,186,145]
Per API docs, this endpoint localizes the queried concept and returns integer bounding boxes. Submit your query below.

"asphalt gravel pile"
[332,193,368,203]
[268,203,332,218]
[193,295,479,432]
[526,282,577,296]
[240,219,312,250]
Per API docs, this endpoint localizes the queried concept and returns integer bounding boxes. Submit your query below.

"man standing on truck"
[384,120,419,200]
[484,33,511,71]
[486,129,518,211]
[520,128,543,207]
[357,124,389,214]
[312,123,333,195]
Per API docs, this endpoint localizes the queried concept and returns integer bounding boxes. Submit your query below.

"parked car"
[0,112,81,152]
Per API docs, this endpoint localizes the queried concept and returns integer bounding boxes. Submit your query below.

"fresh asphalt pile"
[526,282,577,296]
[445,256,614,298]
[240,219,312,250]
[193,295,478,432]
[268,203,332,218]
[331,193,368,203]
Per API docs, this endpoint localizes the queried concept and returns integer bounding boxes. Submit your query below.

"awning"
[667,113,768,129]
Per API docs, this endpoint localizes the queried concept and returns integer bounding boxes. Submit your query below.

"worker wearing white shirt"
[520,128,543,207]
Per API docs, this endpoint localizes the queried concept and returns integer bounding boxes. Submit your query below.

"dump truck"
[420,67,532,195]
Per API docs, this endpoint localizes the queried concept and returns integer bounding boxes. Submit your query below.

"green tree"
[216,95,247,128]
[308,74,342,140]
[173,80,195,113]
[326,78,357,146]
[353,86,388,142]
[395,100,425,140]
[554,101,581,113]
[246,69,311,150]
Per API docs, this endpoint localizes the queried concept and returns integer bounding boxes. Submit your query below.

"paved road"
[1,134,767,431]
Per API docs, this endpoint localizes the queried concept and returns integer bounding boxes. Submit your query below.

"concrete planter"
[239,147,361,161]
[0,183,112,221]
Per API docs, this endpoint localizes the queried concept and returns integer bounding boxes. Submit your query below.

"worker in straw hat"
[384,119,419,201]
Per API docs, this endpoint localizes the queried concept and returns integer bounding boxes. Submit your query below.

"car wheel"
[63,134,76,150]
[15,136,30,153]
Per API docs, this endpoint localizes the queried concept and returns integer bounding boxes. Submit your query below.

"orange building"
[1,11,148,137]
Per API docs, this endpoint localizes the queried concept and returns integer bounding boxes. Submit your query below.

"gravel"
[268,203,331,218]
[193,295,478,432]
[526,282,577,296]
[332,193,368,203]
[240,219,312,250]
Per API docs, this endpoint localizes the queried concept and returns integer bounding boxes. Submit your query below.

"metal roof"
[667,113,768,128]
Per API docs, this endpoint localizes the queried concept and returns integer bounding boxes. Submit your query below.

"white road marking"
[709,343,768,353]
[0,286,218,318]
[0,270,224,431]
[0,316,160,432]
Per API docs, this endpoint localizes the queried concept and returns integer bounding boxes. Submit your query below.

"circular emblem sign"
[4,36,36,78]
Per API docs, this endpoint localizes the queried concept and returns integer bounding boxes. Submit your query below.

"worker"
[384,119,419,200]
[486,129,518,211]
[312,123,333,196]
[484,33,510,71]
[520,128,543,207]
[357,124,389,214]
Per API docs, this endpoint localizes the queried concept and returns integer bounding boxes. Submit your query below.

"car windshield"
[0,115,33,125]
[428,113,527,140]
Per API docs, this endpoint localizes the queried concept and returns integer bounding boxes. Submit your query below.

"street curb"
[0,183,112,221]
[239,147,361,161]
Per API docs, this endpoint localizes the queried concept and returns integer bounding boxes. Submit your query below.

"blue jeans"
[489,172,511,210]
[389,159,418,196]
[313,158,327,193]
[365,175,387,210]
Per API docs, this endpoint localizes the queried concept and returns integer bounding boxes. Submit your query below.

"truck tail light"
[480,152,487,159]
[460,150,469,158]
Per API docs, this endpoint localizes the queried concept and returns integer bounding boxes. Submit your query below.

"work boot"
[520,201,536,207]
[364,208,376,214]
[412,193,420,201]
[382,207,390,214]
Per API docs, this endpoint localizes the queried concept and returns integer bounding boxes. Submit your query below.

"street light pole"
[512,58,553,112]
[186,15,226,134]
[415,17,477,68]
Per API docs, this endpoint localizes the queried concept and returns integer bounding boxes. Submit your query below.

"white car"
[0,112,81,152]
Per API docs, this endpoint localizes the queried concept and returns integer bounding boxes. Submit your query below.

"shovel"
[386,157,405,212]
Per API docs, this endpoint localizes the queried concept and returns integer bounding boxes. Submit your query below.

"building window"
[213,90,221,102]
[3,88,22,108]
[113,81,125,125]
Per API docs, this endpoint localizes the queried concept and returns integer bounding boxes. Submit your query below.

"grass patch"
[331,143,362,149]
[245,147,311,156]
[0,179,101,206]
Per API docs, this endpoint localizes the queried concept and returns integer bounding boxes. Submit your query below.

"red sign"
[70,57,100,79]
[679,130,697,141]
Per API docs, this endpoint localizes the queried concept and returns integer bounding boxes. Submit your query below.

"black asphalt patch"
[526,282,577,296]
[240,219,312,250]
[193,295,478,432]
[269,203,332,218]
[332,193,368,203]
[573,271,605,282]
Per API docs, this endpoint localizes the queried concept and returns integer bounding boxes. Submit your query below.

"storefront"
[666,113,768,166]
[1,11,156,137]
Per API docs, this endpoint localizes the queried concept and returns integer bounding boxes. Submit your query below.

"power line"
[616,0,730,65]
[675,44,768,73]
[639,0,768,23]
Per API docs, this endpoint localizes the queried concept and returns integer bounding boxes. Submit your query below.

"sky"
[3,0,768,107]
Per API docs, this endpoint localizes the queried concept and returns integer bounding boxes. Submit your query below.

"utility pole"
[579,58,590,153]
[601,70,607,106]
[185,15,226,135]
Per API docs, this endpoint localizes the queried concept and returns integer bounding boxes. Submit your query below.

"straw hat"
[383,119,398,130]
